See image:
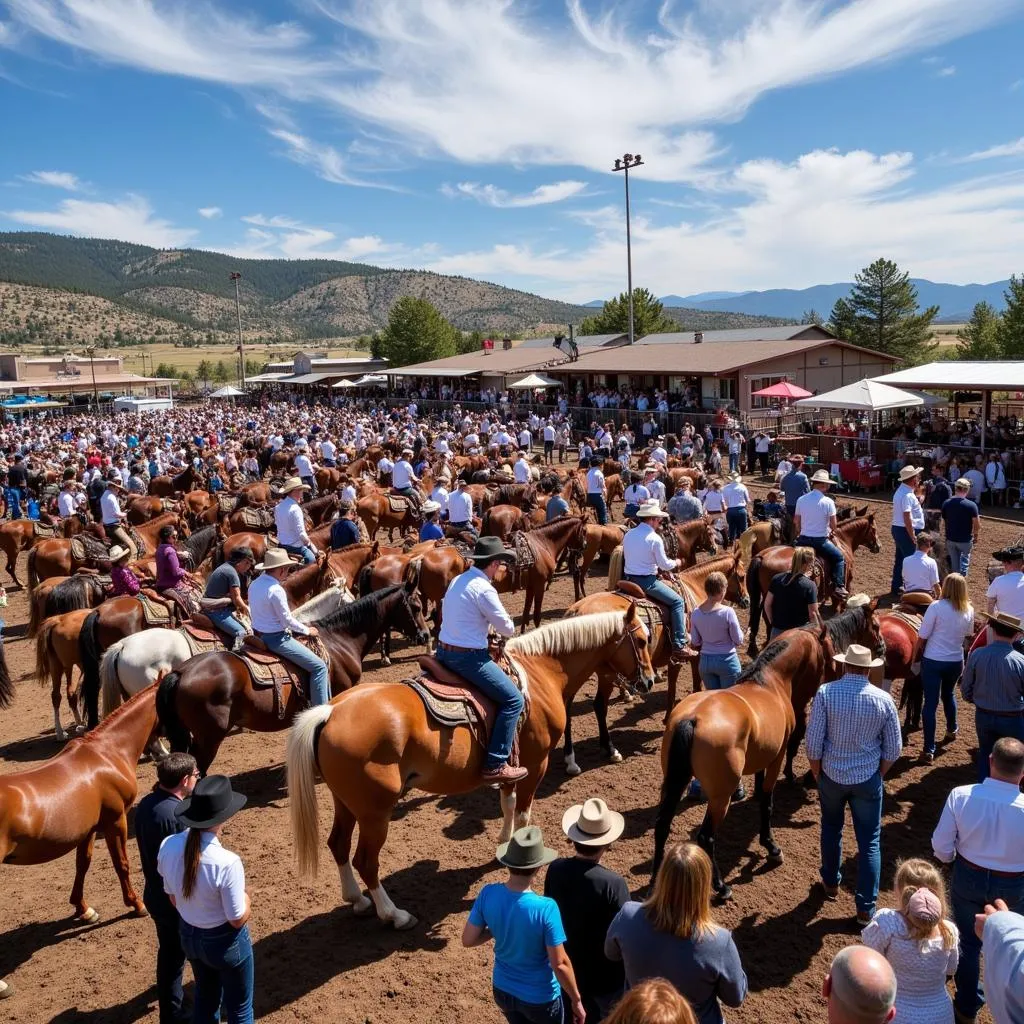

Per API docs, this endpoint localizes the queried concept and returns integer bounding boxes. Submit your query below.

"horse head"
[863,513,881,554]
[698,518,719,556]
[609,602,657,695]
[398,565,431,646]
[819,621,838,680]
[727,552,750,608]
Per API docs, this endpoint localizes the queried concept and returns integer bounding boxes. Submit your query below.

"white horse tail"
[287,704,334,878]
[100,639,127,717]
[607,546,624,591]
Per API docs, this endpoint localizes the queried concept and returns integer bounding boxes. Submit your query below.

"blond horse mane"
[507,610,626,659]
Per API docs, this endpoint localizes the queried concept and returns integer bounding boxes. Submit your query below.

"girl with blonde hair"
[764,546,820,641]
[604,843,747,1024]
[861,858,959,1024]
[604,978,697,1024]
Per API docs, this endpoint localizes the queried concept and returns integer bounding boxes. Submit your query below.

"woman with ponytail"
[764,546,820,641]
[157,775,252,1024]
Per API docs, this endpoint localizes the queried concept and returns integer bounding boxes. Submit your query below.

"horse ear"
[856,505,868,517]
[867,512,875,523]
[623,601,638,625]
[869,597,879,612]
[371,541,380,557]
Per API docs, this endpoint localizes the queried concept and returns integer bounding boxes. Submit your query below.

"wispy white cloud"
[21,169,82,190]
[266,128,402,191]
[937,65,956,76]
[197,205,222,219]
[232,212,405,263]
[1011,78,1023,92]
[444,180,588,208]
[960,138,1024,162]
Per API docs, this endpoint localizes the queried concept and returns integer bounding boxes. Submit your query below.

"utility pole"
[612,152,644,344]
[84,345,98,407]
[231,272,246,387]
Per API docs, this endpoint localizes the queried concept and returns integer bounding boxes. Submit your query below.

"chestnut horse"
[482,504,531,542]
[0,516,89,588]
[286,608,656,929]
[356,491,420,539]
[148,464,202,497]
[653,601,885,900]
[0,623,14,711]
[0,684,158,923]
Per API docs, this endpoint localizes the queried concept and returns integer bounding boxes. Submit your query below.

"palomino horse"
[653,602,885,900]
[286,607,656,929]
[157,582,431,773]
[746,514,882,656]
[0,684,158,922]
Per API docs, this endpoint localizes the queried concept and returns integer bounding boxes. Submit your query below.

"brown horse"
[0,622,14,711]
[126,495,181,525]
[653,602,885,900]
[157,582,431,773]
[27,574,106,638]
[148,464,202,497]
[0,516,87,588]
[356,490,420,539]
[0,684,158,923]
[746,514,882,656]
[482,504,531,542]
[286,607,656,929]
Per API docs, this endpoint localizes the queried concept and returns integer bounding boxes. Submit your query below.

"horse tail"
[0,626,13,710]
[27,589,43,639]
[653,718,696,877]
[35,618,56,688]
[287,704,334,877]
[78,609,102,729]
[356,563,375,597]
[607,546,624,591]
[746,555,764,656]
[99,638,127,717]
[27,546,39,592]
[156,672,191,753]
[737,528,755,564]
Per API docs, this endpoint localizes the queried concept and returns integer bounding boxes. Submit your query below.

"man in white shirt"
[376,453,394,485]
[430,474,451,518]
[392,447,423,518]
[100,476,137,559]
[518,427,532,452]
[274,478,317,564]
[513,453,532,484]
[985,453,1007,507]
[645,465,667,508]
[542,422,556,466]
[722,472,751,544]
[584,458,608,525]
[435,537,525,785]
[448,478,477,536]
[794,469,849,599]
[319,436,337,467]
[965,465,986,506]
[622,472,650,520]
[753,431,772,476]
[932,737,1024,1023]
[987,547,1024,621]
[891,465,926,595]
[57,474,81,518]
[902,533,941,597]
[293,442,317,495]
[248,547,329,705]
[650,440,668,465]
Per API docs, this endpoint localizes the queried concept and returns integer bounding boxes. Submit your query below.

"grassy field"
[930,323,965,347]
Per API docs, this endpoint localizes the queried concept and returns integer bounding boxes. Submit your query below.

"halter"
[610,619,652,696]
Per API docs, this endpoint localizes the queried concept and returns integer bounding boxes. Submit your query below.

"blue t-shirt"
[780,471,810,507]
[941,495,979,544]
[419,521,444,541]
[468,884,565,1003]
[330,517,361,550]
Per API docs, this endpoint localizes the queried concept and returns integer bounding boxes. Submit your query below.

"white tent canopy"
[332,378,357,388]
[793,379,925,412]
[509,373,561,389]
[209,385,244,398]
[355,373,388,385]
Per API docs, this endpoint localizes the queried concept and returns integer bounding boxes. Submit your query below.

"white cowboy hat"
[833,643,884,669]
[898,465,924,482]
[280,476,310,493]
[810,469,834,485]
[845,593,872,609]
[255,548,300,572]
[561,798,625,847]
[421,500,441,514]
[643,464,660,473]
[108,545,131,563]
[635,499,669,518]
[728,471,742,482]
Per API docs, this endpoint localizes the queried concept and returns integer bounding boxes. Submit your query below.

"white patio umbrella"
[509,372,561,389]
[793,378,926,446]
[332,379,357,388]
[209,385,244,398]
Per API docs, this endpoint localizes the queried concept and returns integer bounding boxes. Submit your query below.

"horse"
[356,490,421,539]
[653,601,885,901]
[482,504,531,542]
[148,463,202,496]
[285,607,656,929]
[0,684,159,924]
[156,582,431,773]
[355,557,437,665]
[0,517,83,588]
[0,624,14,711]
[875,610,924,740]
[126,495,180,525]
[479,484,537,515]
[745,514,882,656]
[27,573,106,638]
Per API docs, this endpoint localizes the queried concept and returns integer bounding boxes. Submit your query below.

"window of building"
[749,376,785,409]
[719,378,736,402]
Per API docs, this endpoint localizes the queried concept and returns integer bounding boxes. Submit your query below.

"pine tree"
[578,287,675,337]
[956,301,1002,360]
[996,275,1024,358]
[379,297,458,366]
[802,309,824,326]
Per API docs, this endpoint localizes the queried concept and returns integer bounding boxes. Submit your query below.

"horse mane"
[181,524,216,563]
[821,604,870,652]
[531,514,584,537]
[313,584,403,631]
[82,681,156,735]
[507,610,625,658]
[736,636,793,686]
[295,586,349,623]
[303,493,335,514]
[836,515,872,538]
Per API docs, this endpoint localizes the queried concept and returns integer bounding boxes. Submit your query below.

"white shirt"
[919,600,975,662]
[795,489,836,538]
[703,491,726,514]
[248,571,309,635]
[448,488,474,524]
[100,489,123,525]
[320,439,336,461]
[622,522,677,576]
[902,551,940,593]
[518,430,531,448]
[274,496,308,548]
[514,459,531,483]
[438,566,515,648]
[986,461,1007,489]
[932,778,1024,872]
[722,482,749,510]
[647,479,666,506]
[392,459,415,488]
[377,456,394,477]
[158,832,248,929]
[340,484,357,504]
[58,490,77,517]
[893,482,925,530]
[987,570,1024,619]
[965,468,986,502]
[543,425,556,442]
[294,454,314,478]
[755,435,771,453]
[775,459,793,481]
[651,446,667,465]
[624,484,650,506]
[586,468,605,495]
[431,485,450,514]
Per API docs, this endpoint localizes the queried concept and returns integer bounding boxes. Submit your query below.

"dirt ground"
[1,478,1011,1024]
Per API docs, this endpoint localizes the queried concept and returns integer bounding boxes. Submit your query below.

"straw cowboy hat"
[982,610,1024,633]
[280,476,310,493]
[108,545,132,563]
[255,548,299,572]
[496,826,557,871]
[421,500,441,514]
[105,477,126,491]
[467,536,515,563]
[561,798,625,847]
[635,499,669,519]
[728,471,743,482]
[898,465,924,482]
[833,643,884,669]
[845,593,873,609]
[174,775,247,829]
[810,469,834,485]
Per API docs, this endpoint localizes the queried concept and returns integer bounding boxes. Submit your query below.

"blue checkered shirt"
[806,672,903,785]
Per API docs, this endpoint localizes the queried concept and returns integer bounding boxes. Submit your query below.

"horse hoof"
[609,749,623,764]
[351,895,375,917]
[380,657,391,668]
[0,978,14,1000]
[392,910,418,930]
[565,760,581,777]
[131,904,149,917]
[766,847,784,865]
[714,885,733,903]
[75,908,100,924]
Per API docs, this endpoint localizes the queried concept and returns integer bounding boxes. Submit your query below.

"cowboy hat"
[845,593,872,609]
[992,546,1024,562]
[982,610,1024,633]
[108,545,131,563]
[898,465,924,482]
[468,536,515,563]
[810,469,834,485]
[255,548,300,572]
[643,464,660,473]
[174,774,247,830]
[280,476,310,493]
[635,500,669,519]
[421,500,441,514]
[561,797,625,847]
[833,643,884,669]
[105,478,126,490]
[728,471,742,482]
[496,826,557,871]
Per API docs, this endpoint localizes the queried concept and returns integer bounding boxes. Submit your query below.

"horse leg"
[70,832,100,922]
[696,798,733,901]
[563,697,581,777]
[755,756,785,864]
[68,666,84,734]
[326,798,373,916]
[498,786,518,845]
[4,540,21,588]
[784,714,810,785]
[532,574,545,630]
[512,760,546,833]
[594,679,621,763]
[379,630,391,668]
[520,582,533,634]
[51,666,67,742]
[103,813,146,915]
[353,815,417,930]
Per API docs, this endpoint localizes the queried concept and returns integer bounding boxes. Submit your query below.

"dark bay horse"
[653,602,885,900]
[27,573,106,638]
[156,582,430,773]
[286,607,656,929]
[0,515,90,588]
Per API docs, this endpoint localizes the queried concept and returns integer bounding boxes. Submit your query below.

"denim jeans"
[586,493,607,526]
[179,921,254,1024]
[700,651,742,690]
[973,708,1024,781]
[920,657,961,753]
[946,538,973,576]
[208,606,247,639]
[148,903,186,1024]
[950,860,1024,1019]
[494,987,564,1024]
[796,535,846,590]
[280,542,316,565]
[625,574,688,648]
[6,486,21,520]
[261,630,330,705]
[728,452,740,472]
[436,647,523,769]
[890,525,917,593]
[623,503,639,520]
[726,506,748,543]
[817,770,883,916]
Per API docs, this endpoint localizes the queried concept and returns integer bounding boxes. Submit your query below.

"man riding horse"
[100,475,137,559]
[794,469,849,600]
[392,447,423,519]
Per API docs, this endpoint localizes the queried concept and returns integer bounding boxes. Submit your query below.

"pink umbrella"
[751,380,813,400]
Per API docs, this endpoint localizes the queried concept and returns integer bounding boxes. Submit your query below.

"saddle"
[614,580,679,645]
[71,532,111,565]
[237,506,275,531]
[897,591,934,619]
[138,592,174,627]
[33,520,57,539]
[386,492,412,514]
[217,493,240,515]
[229,633,332,720]
[403,653,529,768]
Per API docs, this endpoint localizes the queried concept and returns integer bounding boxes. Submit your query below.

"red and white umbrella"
[751,380,813,400]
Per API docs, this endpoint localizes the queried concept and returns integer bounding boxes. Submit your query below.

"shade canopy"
[354,373,388,385]
[793,379,925,412]
[332,378,358,388]
[509,373,562,389]
[751,380,813,400]
[209,385,244,398]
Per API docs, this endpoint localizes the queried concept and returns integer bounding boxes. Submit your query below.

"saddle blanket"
[138,592,173,627]
[612,583,665,645]
[237,506,275,531]
[217,493,240,515]
[510,530,535,572]
[71,533,110,564]
[180,622,223,657]
[386,493,412,514]
[33,521,57,539]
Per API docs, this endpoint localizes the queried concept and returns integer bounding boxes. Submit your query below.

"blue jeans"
[208,607,247,639]
[950,861,1024,1018]
[494,987,563,1024]
[623,503,639,520]
[586,493,607,525]
[797,535,846,591]
[973,708,1024,781]
[817,770,883,916]
[700,651,742,690]
[281,542,316,565]
[148,903,186,1024]
[6,486,21,520]
[921,658,961,754]
[179,921,254,1024]
[726,506,748,542]
[261,630,330,705]
[946,539,973,576]
[625,574,688,647]
[891,525,917,593]
[728,452,739,472]
[436,647,523,770]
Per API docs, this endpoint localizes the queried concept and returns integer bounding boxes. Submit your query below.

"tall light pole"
[84,345,98,407]
[612,152,643,344]
[231,272,246,388]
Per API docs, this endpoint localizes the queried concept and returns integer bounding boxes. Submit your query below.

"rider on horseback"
[436,536,527,786]
[393,447,423,519]
[793,469,849,600]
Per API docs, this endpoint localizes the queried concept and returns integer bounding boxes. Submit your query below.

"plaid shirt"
[806,672,902,785]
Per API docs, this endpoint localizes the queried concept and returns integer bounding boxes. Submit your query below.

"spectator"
[329,500,362,550]
[861,858,959,1024]
[603,979,697,1024]
[604,842,747,1024]
[585,458,609,527]
[623,472,650,521]
[702,479,726,537]
[667,477,703,524]
[932,737,1024,1023]
[941,479,980,577]
[780,454,810,518]
[463,826,586,1024]
[964,462,986,506]
[726,432,743,474]
[419,499,444,541]
[794,469,849,600]
[926,462,953,511]
[644,465,667,509]
[722,472,750,544]
[974,900,1024,1024]
[545,798,630,1022]
[902,532,941,598]
[764,547,820,641]
[690,572,744,693]
[202,547,253,652]
[891,465,925,596]
[986,452,1007,507]
[822,946,897,1024]
[157,775,253,1024]
[806,643,902,924]
[986,546,1024,621]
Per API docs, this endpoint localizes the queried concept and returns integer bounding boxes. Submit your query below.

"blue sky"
[1,0,1023,302]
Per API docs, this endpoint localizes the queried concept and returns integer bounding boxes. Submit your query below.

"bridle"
[611,618,653,696]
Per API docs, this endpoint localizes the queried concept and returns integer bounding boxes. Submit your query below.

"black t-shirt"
[6,464,27,488]
[543,856,629,998]
[768,572,818,631]
[134,789,184,914]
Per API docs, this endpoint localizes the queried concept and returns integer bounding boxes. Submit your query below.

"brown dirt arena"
[1,478,1007,1023]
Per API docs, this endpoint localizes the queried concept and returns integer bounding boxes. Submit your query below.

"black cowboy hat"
[468,536,516,563]
[993,547,1024,562]
[174,774,247,829]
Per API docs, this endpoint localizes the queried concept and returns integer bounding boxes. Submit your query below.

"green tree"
[378,297,458,366]
[579,287,675,337]
[996,275,1024,358]
[195,359,213,387]
[802,309,823,326]
[957,301,1002,360]
[153,362,178,378]
[457,329,484,354]
[828,258,938,364]
[213,360,230,383]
